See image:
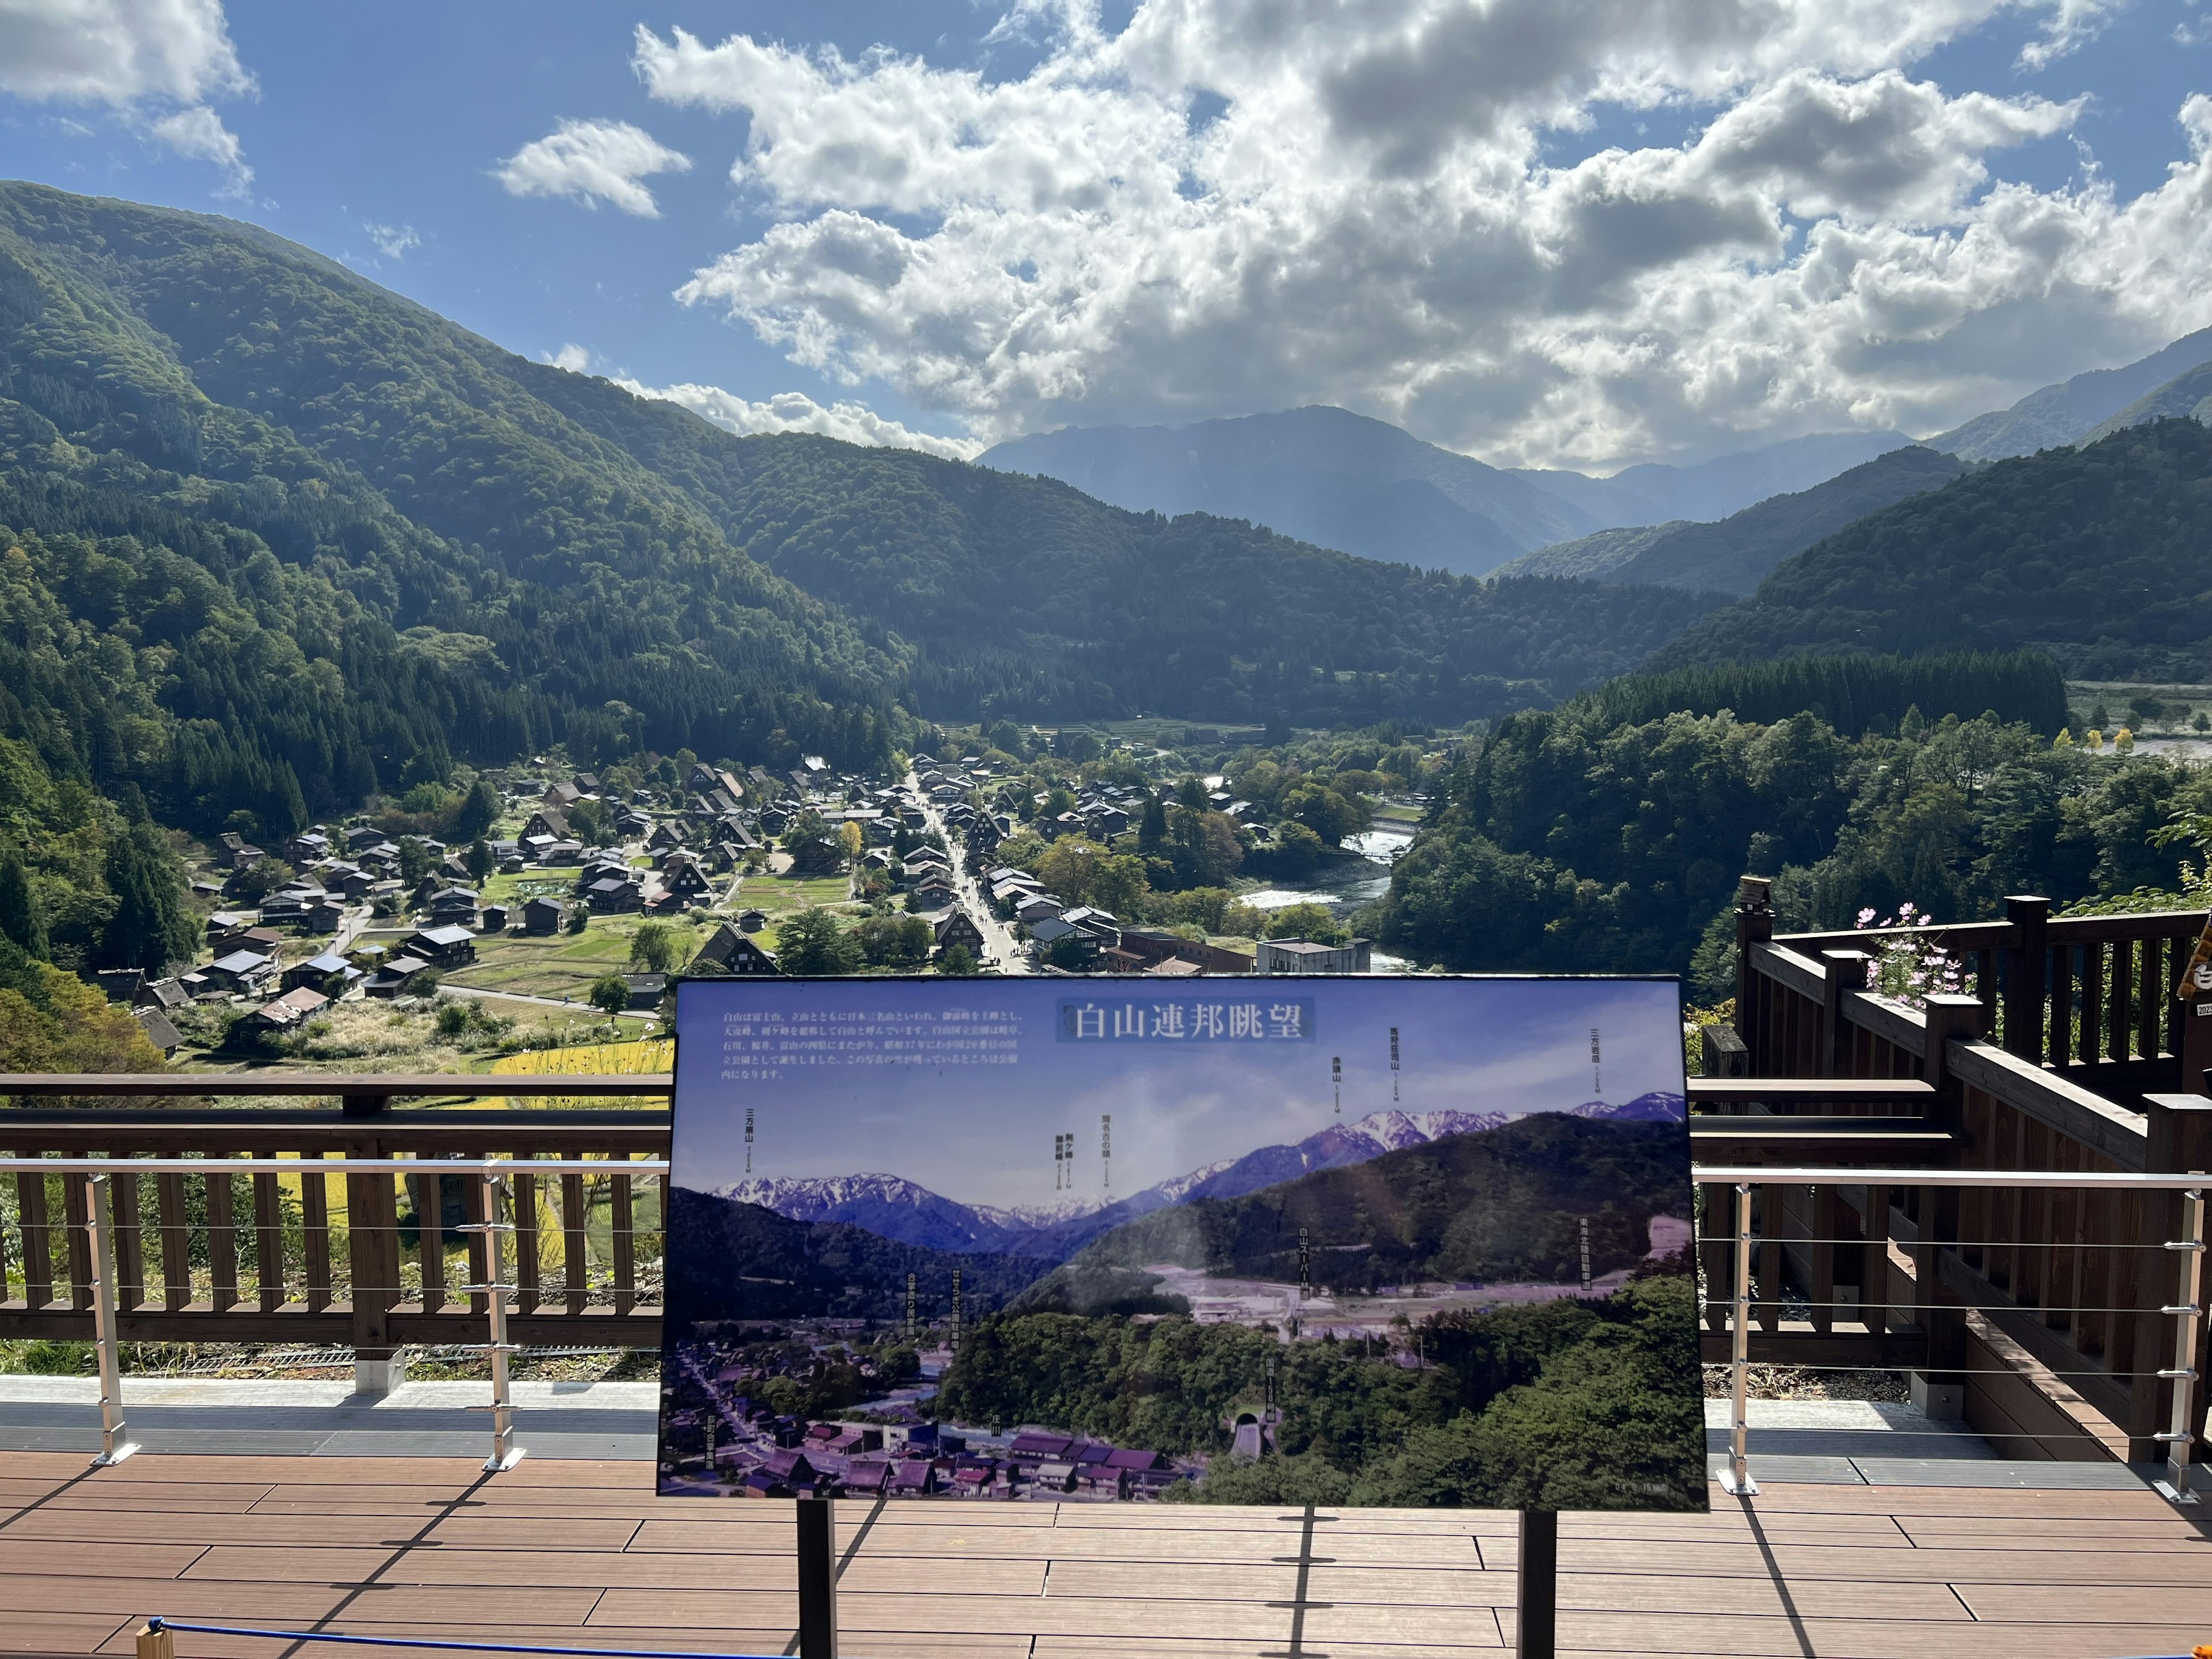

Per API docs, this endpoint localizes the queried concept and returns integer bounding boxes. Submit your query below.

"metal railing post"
[461,1166,524,1472]
[86,1171,138,1467]
[2154,1180,2206,1505]
[1718,1180,1758,1497]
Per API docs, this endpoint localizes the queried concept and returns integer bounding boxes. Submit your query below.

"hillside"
[1492,522,1688,582]
[1931,327,2212,461]
[0,181,1722,785]
[1498,447,1966,595]
[2083,359,2212,444]
[1649,419,2212,678]
[1069,1113,1690,1290]
[661,1186,1052,1328]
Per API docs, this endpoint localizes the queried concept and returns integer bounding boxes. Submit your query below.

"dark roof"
[1103,1447,1169,1471]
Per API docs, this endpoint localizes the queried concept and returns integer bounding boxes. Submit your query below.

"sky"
[3,2,2210,470]
[669,978,1685,1207]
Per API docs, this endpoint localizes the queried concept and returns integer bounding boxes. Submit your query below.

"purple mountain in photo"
[718,1094,1683,1260]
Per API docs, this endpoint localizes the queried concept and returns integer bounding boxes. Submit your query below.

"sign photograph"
[658,976,1704,1512]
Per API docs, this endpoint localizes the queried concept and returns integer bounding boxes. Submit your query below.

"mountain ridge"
[1496,446,1967,596]
[1647,418,2212,679]
[717,1097,1685,1261]
[1930,326,2212,461]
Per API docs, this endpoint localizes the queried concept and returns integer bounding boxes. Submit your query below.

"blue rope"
[146,1620,788,1659]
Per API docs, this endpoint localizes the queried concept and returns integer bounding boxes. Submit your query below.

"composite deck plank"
[0,1612,134,1657]
[6,1452,2212,1659]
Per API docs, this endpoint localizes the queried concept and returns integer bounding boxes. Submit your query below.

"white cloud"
[637,3,2212,467]
[0,0,250,106]
[0,0,257,189]
[546,343,593,373]
[613,380,984,460]
[150,104,249,195]
[494,118,692,217]
[363,222,420,261]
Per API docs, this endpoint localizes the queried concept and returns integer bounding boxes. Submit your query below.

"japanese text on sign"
[717,1006,1021,1079]
[1056,998,1315,1042]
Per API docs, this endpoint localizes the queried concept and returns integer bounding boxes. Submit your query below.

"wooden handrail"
[1690,1077,1934,1104]
[0,1073,673,1097]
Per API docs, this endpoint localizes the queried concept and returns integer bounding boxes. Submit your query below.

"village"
[96,733,1392,1070]
[658,1323,1203,1503]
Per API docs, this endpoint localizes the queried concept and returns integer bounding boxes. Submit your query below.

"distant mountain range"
[1930,326,2212,461]
[980,329,2212,584]
[980,407,1602,578]
[1496,446,1967,596]
[1518,430,1919,529]
[718,1097,1684,1262]
[980,408,1921,576]
[1065,1111,1693,1291]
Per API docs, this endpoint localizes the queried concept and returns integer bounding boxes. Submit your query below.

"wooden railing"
[6,1024,2207,1469]
[1724,878,2212,1464]
[0,1075,671,1355]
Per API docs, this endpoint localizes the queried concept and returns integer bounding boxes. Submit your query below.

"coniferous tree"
[1137,792,1168,854]
[0,849,47,959]
[98,824,195,973]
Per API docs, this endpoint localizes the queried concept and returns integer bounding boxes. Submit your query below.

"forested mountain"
[1930,326,2212,461]
[1498,446,1965,595]
[1651,420,2212,679]
[0,183,1721,775]
[664,1187,1051,1327]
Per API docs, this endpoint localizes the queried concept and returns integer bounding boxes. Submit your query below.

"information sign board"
[658,975,1705,1512]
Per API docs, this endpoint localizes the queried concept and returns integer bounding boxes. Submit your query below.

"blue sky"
[669,978,1684,1206]
[4,1,2210,468]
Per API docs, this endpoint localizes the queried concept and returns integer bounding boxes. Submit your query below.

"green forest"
[1364,694,2212,983]
[1656,419,2212,679]
[937,1274,1705,1510]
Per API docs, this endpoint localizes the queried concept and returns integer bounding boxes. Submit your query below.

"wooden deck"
[1,1452,2209,1659]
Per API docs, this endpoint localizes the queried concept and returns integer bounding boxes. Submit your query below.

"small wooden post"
[1820,950,1873,1078]
[1516,1509,1557,1659]
[1734,877,1774,1072]
[135,1621,173,1659]
[796,1495,838,1659]
[2003,897,2050,1061]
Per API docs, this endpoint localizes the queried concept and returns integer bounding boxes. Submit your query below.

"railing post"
[464,1167,523,1472]
[1718,1180,1758,1497]
[85,1171,137,1467]
[2177,919,2212,1095]
[2132,1100,2211,1463]
[344,1124,404,1396]
[1913,995,1979,1422]
[2153,1180,2205,1505]
[2003,897,2050,1061]
[796,1494,839,1659]
[1735,876,1774,1072]
[1699,1023,1748,1080]
[1820,950,1872,1078]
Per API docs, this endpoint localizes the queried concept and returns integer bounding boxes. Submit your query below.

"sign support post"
[796,1494,838,1659]
[1516,1510,1556,1659]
